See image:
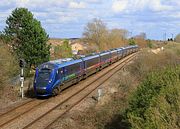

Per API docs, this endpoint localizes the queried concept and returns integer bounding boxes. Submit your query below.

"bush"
[129,48,179,81]
[125,66,180,129]
[147,40,153,48]
[129,39,136,45]
[53,40,73,59]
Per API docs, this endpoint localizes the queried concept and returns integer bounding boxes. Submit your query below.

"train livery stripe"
[86,63,101,70]
[63,73,76,80]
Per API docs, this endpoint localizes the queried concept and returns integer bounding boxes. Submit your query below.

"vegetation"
[0,40,18,91]
[83,18,108,51]
[126,66,180,129]
[175,33,180,43]
[4,8,50,71]
[83,18,128,51]
[128,38,136,45]
[53,40,72,59]
[147,39,153,48]
[74,43,180,129]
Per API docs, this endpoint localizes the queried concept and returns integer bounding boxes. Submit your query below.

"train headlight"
[49,79,52,83]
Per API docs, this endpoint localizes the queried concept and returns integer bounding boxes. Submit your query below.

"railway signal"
[19,59,26,98]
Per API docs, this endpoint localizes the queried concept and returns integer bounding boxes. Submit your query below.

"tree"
[147,39,153,48]
[108,29,128,48]
[128,38,136,45]
[4,8,50,70]
[53,40,72,59]
[135,32,146,40]
[83,18,108,51]
[175,33,180,43]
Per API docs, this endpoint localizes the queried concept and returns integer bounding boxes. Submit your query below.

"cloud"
[112,0,128,13]
[111,0,174,13]
[0,0,179,39]
[150,0,173,12]
[69,1,86,8]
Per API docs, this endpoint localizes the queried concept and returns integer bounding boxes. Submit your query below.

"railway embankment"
[52,42,180,129]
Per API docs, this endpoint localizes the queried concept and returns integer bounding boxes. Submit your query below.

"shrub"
[147,39,153,48]
[129,38,136,45]
[125,66,180,129]
[53,40,73,59]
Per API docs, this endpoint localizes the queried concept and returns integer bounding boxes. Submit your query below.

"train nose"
[36,87,47,95]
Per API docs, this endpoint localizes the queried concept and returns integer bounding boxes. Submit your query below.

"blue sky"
[0,0,180,40]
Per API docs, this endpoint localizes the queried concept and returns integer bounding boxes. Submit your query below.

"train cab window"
[36,68,52,87]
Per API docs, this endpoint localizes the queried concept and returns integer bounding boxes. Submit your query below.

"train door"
[79,60,84,76]
[57,68,64,82]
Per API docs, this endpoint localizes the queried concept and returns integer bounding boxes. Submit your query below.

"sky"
[0,0,180,40]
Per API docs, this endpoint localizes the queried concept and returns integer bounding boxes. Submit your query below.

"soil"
[0,78,34,114]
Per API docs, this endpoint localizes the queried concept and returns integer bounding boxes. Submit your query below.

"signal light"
[19,59,25,68]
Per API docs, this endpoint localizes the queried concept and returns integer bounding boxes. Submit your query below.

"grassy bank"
[73,42,180,129]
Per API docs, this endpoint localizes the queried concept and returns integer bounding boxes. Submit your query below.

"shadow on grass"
[25,88,36,98]
[104,114,130,129]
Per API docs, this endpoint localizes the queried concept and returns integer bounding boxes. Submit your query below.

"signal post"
[19,59,25,98]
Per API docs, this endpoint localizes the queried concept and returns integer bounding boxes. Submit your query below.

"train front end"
[34,63,55,97]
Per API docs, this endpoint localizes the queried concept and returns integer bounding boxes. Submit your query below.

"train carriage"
[117,48,123,60]
[99,51,111,69]
[82,54,100,77]
[110,49,118,63]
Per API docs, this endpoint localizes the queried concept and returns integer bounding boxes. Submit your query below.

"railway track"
[0,53,137,129]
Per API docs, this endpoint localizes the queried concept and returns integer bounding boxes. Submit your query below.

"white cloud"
[112,0,128,13]
[150,0,172,12]
[69,1,86,9]
[112,0,174,13]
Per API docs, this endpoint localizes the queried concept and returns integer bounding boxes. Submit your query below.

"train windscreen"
[36,68,52,87]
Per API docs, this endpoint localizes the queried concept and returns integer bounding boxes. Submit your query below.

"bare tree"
[135,32,146,40]
[175,33,180,43]
[83,18,108,50]
[108,29,128,48]
[134,32,147,48]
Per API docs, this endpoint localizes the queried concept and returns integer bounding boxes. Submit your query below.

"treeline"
[83,18,128,51]
[82,18,156,51]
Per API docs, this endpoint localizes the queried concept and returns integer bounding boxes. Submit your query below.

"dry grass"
[0,40,19,95]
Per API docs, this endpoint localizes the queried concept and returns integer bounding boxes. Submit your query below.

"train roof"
[38,58,83,70]
[37,45,139,70]
[82,53,100,60]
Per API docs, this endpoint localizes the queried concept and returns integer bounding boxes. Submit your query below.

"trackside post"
[19,59,25,98]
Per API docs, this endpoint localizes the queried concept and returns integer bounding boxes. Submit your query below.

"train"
[33,45,138,97]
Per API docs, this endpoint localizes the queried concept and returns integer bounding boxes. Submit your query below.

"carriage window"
[86,57,99,67]
[66,63,80,75]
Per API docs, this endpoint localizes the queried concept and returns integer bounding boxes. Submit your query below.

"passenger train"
[34,45,138,97]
